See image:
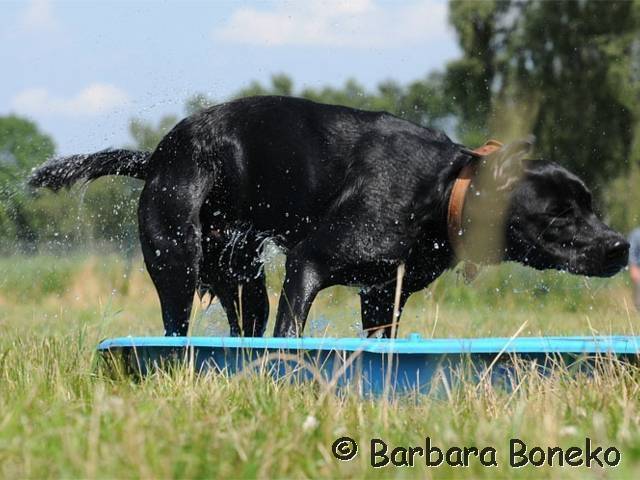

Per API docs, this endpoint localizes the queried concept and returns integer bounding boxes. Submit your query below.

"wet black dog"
[29,96,629,338]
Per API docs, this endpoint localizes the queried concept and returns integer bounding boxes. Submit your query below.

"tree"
[445,0,503,146]
[185,94,216,116]
[0,115,55,183]
[446,0,640,193]
[128,115,179,152]
[186,73,453,132]
[0,116,56,252]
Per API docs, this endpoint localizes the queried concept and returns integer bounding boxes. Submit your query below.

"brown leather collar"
[447,139,503,258]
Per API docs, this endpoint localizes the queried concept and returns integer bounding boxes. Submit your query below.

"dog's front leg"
[273,253,326,337]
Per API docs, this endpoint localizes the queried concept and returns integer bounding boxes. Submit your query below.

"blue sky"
[1,0,459,155]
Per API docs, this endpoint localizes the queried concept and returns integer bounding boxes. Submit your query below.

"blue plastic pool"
[97,334,640,395]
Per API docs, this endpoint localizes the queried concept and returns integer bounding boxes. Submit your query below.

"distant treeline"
[1,0,640,254]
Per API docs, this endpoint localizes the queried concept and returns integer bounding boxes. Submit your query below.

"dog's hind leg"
[138,170,212,336]
[203,269,269,337]
[200,230,270,337]
[360,286,409,338]
[239,271,269,336]
[200,235,242,336]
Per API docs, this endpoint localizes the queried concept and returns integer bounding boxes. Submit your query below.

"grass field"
[2,252,640,478]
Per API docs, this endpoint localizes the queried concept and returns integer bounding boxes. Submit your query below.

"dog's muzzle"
[602,238,629,277]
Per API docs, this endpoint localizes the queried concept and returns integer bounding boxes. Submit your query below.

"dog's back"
[156,96,454,239]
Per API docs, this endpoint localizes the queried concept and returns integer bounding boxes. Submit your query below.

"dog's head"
[480,139,629,277]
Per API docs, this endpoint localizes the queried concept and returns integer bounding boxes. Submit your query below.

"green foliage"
[515,0,636,190]
[234,73,295,98]
[0,114,146,255]
[128,115,179,152]
[0,116,57,252]
[445,0,501,144]
[446,0,640,196]
[186,73,453,131]
[0,115,55,181]
[603,164,640,233]
[185,93,216,116]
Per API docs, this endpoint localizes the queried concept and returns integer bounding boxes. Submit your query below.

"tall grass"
[1,254,640,477]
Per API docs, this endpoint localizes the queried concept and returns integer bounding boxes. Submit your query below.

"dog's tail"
[28,149,151,191]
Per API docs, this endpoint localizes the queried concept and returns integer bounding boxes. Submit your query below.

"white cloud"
[21,0,58,32]
[11,83,130,117]
[214,0,450,48]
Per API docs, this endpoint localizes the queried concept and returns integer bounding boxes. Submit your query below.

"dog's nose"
[605,239,629,262]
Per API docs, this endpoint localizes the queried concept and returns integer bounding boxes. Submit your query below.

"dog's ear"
[487,136,535,191]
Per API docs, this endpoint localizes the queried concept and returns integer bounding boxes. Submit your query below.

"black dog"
[29,96,629,338]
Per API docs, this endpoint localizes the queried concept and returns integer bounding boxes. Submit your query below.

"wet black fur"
[29,96,629,337]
